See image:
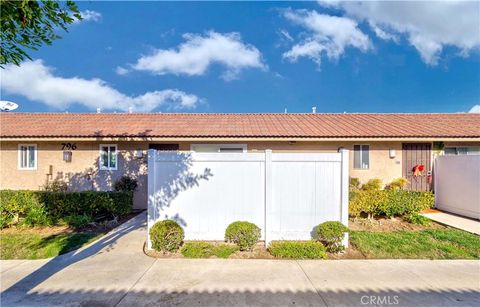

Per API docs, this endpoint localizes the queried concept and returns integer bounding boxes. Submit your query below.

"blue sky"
[1,1,479,114]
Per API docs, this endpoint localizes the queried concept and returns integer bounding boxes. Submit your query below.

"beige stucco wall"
[0,140,405,209]
[0,141,149,209]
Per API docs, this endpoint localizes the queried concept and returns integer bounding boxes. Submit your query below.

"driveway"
[1,212,479,307]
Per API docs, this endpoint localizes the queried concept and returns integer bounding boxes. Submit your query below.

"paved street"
[1,213,479,306]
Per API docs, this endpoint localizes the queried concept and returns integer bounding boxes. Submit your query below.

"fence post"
[147,149,156,250]
[339,149,349,247]
[264,149,272,247]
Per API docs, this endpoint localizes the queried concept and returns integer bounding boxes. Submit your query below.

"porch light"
[389,149,396,159]
[135,149,143,158]
[63,151,72,162]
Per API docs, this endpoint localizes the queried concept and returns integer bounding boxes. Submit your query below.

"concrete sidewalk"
[1,212,479,306]
[422,211,480,235]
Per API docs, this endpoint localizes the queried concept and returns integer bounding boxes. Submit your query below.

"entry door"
[402,143,432,191]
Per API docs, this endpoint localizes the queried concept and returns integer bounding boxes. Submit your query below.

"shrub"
[43,180,68,192]
[63,214,93,229]
[181,242,215,258]
[213,244,239,258]
[268,241,327,259]
[113,176,138,192]
[313,221,349,253]
[349,177,361,191]
[349,190,386,219]
[362,179,383,191]
[180,242,239,258]
[349,190,434,219]
[150,220,184,253]
[385,178,409,190]
[405,213,431,226]
[0,190,133,228]
[225,221,261,251]
[22,205,53,227]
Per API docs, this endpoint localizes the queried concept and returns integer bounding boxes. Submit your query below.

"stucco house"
[1,112,479,209]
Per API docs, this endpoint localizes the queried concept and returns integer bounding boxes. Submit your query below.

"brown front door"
[402,143,432,191]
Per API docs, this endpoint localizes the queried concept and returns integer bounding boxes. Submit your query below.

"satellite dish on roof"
[0,100,19,112]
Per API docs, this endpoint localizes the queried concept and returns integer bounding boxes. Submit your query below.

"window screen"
[354,145,369,169]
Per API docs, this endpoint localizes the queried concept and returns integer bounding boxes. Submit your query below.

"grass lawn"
[350,229,480,259]
[0,232,103,260]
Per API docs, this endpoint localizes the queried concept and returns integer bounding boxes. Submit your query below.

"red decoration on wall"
[413,164,425,177]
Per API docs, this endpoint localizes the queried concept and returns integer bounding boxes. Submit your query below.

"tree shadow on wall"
[148,151,212,227]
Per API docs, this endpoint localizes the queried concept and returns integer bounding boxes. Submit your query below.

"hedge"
[268,241,327,259]
[349,190,434,219]
[0,190,133,228]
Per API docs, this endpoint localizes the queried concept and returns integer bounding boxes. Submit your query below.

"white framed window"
[354,144,370,169]
[18,144,37,170]
[99,144,118,170]
[190,144,247,153]
[445,147,480,155]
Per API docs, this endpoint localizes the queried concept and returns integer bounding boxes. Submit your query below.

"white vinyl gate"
[434,155,480,219]
[147,149,349,249]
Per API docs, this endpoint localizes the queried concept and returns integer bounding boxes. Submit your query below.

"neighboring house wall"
[1,140,410,208]
[0,141,149,209]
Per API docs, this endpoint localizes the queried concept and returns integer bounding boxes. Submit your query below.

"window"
[444,147,480,155]
[190,144,247,153]
[99,144,117,170]
[354,145,369,169]
[18,144,37,170]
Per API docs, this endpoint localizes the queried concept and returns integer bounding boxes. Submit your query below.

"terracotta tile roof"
[1,113,479,139]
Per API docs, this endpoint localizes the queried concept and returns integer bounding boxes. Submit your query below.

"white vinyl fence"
[434,155,480,219]
[147,149,349,249]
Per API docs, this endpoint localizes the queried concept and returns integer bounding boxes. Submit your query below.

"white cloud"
[80,10,102,22]
[282,9,371,66]
[115,66,129,76]
[469,105,480,113]
[73,10,102,23]
[319,1,480,65]
[0,60,200,112]
[279,29,294,42]
[369,22,399,43]
[130,31,266,80]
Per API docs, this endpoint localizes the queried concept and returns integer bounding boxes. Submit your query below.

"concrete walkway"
[422,211,480,235]
[1,212,479,307]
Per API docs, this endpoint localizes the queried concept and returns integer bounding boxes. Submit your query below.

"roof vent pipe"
[128,107,133,113]
[96,108,101,113]
[312,106,316,114]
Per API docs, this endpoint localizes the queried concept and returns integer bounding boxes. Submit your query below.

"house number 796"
[61,143,77,150]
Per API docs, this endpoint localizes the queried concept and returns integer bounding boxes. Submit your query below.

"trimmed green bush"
[349,190,434,219]
[150,220,184,253]
[349,177,361,191]
[225,221,261,251]
[385,178,409,190]
[180,242,239,258]
[313,221,349,253]
[362,179,383,191]
[0,190,133,228]
[181,242,214,258]
[22,205,53,227]
[405,213,431,226]
[268,241,327,259]
[63,214,93,229]
[213,244,239,258]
